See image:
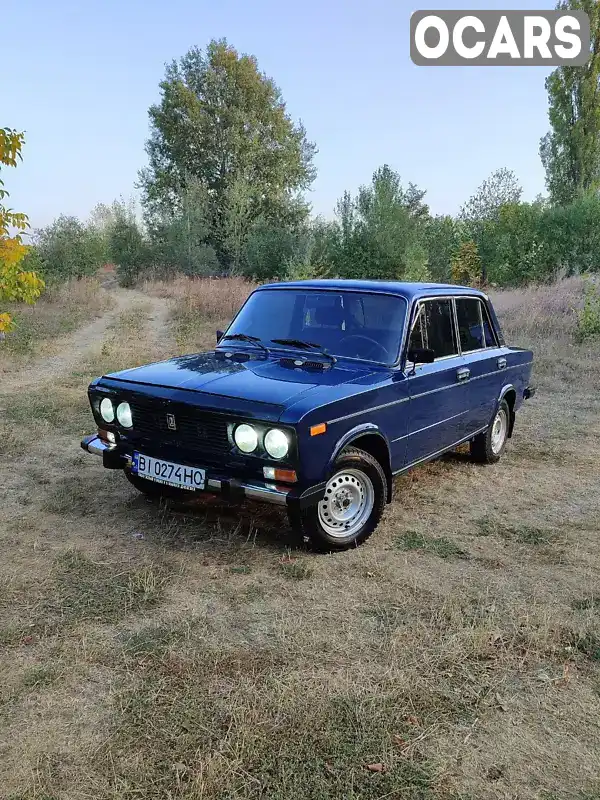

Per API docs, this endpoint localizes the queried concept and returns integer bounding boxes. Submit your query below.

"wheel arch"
[329,424,393,503]
[499,384,517,437]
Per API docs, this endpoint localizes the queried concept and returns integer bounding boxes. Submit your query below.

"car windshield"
[220,289,408,365]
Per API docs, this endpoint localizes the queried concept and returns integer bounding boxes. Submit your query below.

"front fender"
[327,423,390,471]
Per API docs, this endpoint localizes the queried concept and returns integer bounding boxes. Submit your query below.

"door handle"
[497,357,507,370]
[456,367,470,382]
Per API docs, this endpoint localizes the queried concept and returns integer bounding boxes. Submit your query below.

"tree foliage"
[451,241,482,287]
[459,168,523,281]
[311,165,430,282]
[107,205,150,287]
[35,215,106,282]
[540,0,600,205]
[0,129,44,334]
[139,39,316,270]
[149,180,219,278]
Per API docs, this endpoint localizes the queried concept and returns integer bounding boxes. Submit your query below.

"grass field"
[0,276,599,799]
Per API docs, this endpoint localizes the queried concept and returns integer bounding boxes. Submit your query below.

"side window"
[409,299,458,360]
[455,298,485,352]
[481,302,498,347]
[455,298,498,351]
[408,305,426,351]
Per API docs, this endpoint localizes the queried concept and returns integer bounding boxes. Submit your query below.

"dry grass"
[0,277,599,799]
[143,275,256,351]
[490,275,598,388]
[0,277,112,373]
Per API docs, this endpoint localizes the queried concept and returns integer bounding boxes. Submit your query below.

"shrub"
[576,280,600,341]
[451,240,482,286]
[36,215,107,282]
[108,216,150,287]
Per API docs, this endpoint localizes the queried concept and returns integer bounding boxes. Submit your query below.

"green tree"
[451,241,482,287]
[139,39,316,270]
[326,165,430,281]
[35,215,106,282]
[460,168,522,224]
[150,179,219,277]
[424,215,460,282]
[540,0,600,205]
[460,168,523,282]
[244,221,300,281]
[107,205,151,287]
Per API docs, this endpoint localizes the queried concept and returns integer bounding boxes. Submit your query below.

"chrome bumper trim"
[86,435,117,456]
[82,436,291,506]
[208,477,289,505]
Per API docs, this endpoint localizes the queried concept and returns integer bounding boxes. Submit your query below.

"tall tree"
[460,168,523,282]
[540,0,600,205]
[324,165,430,281]
[139,39,316,269]
[460,168,523,223]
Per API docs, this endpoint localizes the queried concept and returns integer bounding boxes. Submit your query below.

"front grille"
[128,396,230,455]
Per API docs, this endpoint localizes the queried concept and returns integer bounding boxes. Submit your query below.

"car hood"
[104,351,377,410]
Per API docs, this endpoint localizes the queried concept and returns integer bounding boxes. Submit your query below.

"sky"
[4,0,557,230]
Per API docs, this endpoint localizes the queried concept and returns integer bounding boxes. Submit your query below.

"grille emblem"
[166,413,177,431]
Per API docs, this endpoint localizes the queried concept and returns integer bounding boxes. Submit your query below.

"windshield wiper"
[271,338,337,365]
[221,333,269,355]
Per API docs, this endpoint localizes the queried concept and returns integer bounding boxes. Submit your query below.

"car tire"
[288,447,387,552]
[470,399,510,464]
[124,468,189,500]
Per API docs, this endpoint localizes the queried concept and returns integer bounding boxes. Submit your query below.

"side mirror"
[407,347,435,365]
[216,329,224,344]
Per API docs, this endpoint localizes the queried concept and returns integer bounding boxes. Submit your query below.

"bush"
[108,216,150,287]
[576,280,600,341]
[36,215,107,282]
[451,241,482,286]
[244,223,300,281]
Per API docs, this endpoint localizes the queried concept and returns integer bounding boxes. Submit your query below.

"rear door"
[404,297,469,465]
[454,296,506,434]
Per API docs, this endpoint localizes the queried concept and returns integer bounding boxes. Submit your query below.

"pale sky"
[4,0,556,229]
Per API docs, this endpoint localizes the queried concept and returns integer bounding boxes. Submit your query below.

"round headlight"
[100,397,115,423]
[234,423,258,453]
[116,402,133,428]
[264,428,289,460]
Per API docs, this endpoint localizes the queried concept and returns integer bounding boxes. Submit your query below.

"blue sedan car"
[82,280,534,551]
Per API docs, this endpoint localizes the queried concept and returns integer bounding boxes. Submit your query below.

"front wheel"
[470,399,510,464]
[288,447,386,552]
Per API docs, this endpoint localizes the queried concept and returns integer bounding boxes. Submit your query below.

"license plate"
[132,452,205,491]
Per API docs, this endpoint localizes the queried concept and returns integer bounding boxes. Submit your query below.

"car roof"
[256,279,486,301]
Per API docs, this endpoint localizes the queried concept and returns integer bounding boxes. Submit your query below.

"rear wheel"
[470,399,510,464]
[288,447,386,552]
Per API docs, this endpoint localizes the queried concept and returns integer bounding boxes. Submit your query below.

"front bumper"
[80,434,324,509]
[524,385,536,400]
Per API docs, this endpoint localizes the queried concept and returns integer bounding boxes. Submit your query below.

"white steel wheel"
[490,407,508,455]
[318,468,375,539]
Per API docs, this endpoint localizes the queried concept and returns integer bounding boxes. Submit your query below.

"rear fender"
[498,383,517,437]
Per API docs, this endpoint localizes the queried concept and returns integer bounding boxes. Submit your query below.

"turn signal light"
[98,428,116,444]
[310,423,327,436]
[263,467,297,483]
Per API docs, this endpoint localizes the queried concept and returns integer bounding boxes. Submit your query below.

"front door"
[404,298,469,465]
